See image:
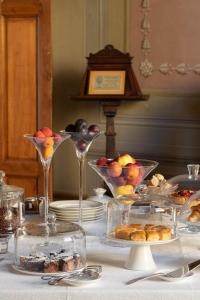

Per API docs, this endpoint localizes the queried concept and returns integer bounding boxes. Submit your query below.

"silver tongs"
[41,265,102,285]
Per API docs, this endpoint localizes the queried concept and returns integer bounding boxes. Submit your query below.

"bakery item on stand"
[172,190,194,205]
[187,203,200,222]
[114,223,172,241]
[130,230,146,241]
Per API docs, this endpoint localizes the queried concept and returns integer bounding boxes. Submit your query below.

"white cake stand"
[107,233,178,271]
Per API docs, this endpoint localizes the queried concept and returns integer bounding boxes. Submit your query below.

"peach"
[117,154,136,167]
[125,163,140,178]
[34,130,46,143]
[107,161,122,177]
[43,137,54,147]
[40,127,53,137]
[43,146,54,160]
[115,184,134,196]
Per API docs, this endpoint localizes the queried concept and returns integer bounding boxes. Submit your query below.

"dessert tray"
[49,200,104,222]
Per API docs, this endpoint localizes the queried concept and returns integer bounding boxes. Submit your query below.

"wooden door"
[0,0,52,197]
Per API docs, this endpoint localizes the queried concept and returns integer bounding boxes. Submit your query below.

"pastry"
[188,211,200,222]
[115,228,136,240]
[130,230,146,241]
[127,224,142,230]
[146,230,160,241]
[144,224,156,231]
[20,255,46,272]
[154,226,172,240]
[172,190,194,205]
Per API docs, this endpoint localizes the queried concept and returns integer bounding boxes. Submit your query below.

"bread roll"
[173,196,187,205]
[115,228,136,240]
[188,211,200,222]
[146,230,160,241]
[156,227,172,240]
[144,224,156,231]
[127,224,142,230]
[130,230,146,241]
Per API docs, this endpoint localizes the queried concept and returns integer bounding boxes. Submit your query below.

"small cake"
[44,259,59,273]
[130,230,146,241]
[172,190,194,205]
[73,253,81,269]
[146,230,160,241]
[20,255,45,272]
[59,256,75,272]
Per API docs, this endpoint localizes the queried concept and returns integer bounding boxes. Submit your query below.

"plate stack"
[49,200,104,222]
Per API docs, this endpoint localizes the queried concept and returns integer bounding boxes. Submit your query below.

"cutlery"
[41,265,102,286]
[126,259,200,285]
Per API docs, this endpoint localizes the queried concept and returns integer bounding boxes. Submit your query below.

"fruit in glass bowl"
[89,155,158,198]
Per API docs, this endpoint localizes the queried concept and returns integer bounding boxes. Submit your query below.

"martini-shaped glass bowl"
[24,132,69,223]
[88,158,158,224]
[63,130,101,226]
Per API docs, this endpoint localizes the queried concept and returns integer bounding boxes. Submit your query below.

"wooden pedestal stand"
[73,45,149,158]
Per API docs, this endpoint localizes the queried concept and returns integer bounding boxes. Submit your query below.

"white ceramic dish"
[12,264,84,277]
[49,200,103,210]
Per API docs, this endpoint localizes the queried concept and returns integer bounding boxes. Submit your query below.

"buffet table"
[0,217,200,300]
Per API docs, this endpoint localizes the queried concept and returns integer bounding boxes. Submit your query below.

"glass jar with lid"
[14,221,86,274]
[0,170,24,253]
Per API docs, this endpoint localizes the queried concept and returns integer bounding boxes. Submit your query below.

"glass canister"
[0,170,24,253]
[14,222,86,274]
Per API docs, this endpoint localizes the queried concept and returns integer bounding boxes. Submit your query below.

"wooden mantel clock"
[74,44,149,158]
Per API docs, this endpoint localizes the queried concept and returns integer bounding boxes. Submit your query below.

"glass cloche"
[0,170,24,253]
[178,189,200,235]
[167,164,200,206]
[14,222,86,274]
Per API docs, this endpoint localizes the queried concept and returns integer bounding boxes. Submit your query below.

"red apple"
[107,161,122,177]
[125,163,141,184]
[34,130,46,143]
[40,127,53,137]
[97,157,108,166]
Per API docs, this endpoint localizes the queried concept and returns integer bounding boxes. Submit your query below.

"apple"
[107,161,122,177]
[34,130,46,143]
[115,184,134,196]
[117,154,136,167]
[97,157,108,166]
[40,127,53,137]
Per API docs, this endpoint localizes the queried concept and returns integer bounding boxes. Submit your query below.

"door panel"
[0,0,52,197]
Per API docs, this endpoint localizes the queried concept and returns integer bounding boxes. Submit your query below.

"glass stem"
[43,163,50,224]
[78,157,85,226]
[121,205,130,225]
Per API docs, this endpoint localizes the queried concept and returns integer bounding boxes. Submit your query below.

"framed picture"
[88,70,126,95]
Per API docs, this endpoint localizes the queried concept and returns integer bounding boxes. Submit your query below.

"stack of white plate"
[49,200,104,222]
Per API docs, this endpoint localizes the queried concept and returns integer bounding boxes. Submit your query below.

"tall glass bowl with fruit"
[63,119,101,226]
[88,154,158,225]
[24,127,69,223]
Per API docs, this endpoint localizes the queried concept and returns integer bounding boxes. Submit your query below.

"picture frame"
[88,70,126,95]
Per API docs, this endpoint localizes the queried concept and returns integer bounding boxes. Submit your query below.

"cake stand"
[107,233,178,271]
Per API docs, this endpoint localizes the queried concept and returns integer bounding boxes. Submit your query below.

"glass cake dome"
[178,189,200,235]
[14,222,86,275]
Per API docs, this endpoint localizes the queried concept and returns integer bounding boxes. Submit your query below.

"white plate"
[107,232,178,246]
[12,264,84,277]
[55,216,103,222]
[49,209,104,216]
[49,200,103,210]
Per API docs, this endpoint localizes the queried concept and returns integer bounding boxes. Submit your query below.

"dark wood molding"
[0,0,42,17]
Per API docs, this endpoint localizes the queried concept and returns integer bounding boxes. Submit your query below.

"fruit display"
[33,127,62,160]
[65,119,100,153]
[94,154,146,197]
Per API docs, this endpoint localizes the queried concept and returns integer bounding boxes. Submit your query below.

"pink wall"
[130,0,200,92]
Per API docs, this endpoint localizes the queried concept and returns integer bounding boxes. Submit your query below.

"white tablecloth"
[0,218,200,300]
